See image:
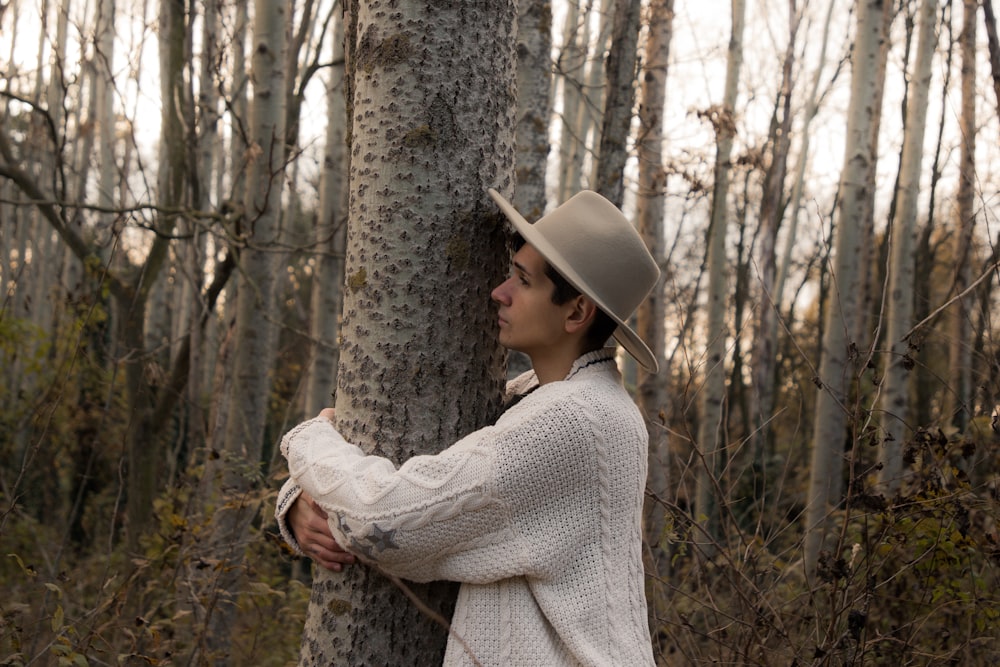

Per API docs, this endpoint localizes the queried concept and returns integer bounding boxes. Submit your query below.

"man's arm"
[275,412,355,573]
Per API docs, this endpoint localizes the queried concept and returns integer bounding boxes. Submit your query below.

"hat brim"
[488,188,659,373]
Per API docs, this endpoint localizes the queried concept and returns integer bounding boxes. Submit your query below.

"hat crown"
[532,191,659,322]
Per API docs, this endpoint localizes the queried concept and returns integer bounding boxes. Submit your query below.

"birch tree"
[297,1,516,663]
[185,0,221,451]
[200,0,289,657]
[558,0,613,201]
[697,0,745,544]
[513,0,552,221]
[942,0,978,431]
[804,0,887,575]
[635,0,674,637]
[555,0,589,203]
[304,15,348,418]
[778,0,838,312]
[752,0,799,468]
[593,0,642,207]
[877,0,937,491]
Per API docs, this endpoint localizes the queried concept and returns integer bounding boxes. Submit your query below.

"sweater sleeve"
[273,477,304,554]
[281,417,536,584]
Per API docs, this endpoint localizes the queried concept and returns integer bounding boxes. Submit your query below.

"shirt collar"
[564,347,617,381]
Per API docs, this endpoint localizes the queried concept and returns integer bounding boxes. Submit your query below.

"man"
[276,188,659,666]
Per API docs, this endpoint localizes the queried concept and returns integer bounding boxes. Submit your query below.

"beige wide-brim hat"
[488,188,661,372]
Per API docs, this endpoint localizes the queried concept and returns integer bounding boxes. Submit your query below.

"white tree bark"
[201,0,289,658]
[697,0,745,545]
[556,0,591,203]
[95,0,116,223]
[804,0,887,575]
[304,15,347,418]
[513,0,552,220]
[778,0,838,308]
[298,1,516,663]
[877,0,937,491]
[558,0,614,202]
[635,0,673,642]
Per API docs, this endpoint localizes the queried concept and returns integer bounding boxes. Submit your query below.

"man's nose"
[491,279,510,304]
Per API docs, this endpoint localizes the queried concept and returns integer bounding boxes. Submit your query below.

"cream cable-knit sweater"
[276,349,654,666]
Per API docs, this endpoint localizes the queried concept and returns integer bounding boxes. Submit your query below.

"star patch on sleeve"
[349,523,400,558]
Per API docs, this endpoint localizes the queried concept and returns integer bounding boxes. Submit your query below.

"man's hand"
[288,491,356,572]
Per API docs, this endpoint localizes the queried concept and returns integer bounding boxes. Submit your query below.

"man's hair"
[511,234,618,350]
[543,264,619,350]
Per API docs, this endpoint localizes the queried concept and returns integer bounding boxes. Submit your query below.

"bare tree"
[200,0,290,658]
[942,0,978,431]
[635,0,674,644]
[304,15,348,418]
[125,0,189,547]
[877,0,938,491]
[593,0,642,207]
[697,0,746,545]
[557,0,613,201]
[804,0,888,575]
[296,1,516,663]
[513,0,552,220]
[986,0,1000,120]
[752,0,800,470]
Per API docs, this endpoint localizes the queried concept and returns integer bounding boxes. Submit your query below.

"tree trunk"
[185,0,221,457]
[942,0,978,431]
[779,0,838,314]
[752,0,799,476]
[804,0,887,575]
[296,1,516,663]
[513,0,552,221]
[199,0,289,659]
[913,2,953,426]
[556,0,592,203]
[635,0,673,649]
[985,0,1000,121]
[593,0,642,207]
[877,0,937,491]
[697,0,745,547]
[304,15,348,418]
[126,0,188,548]
[559,0,613,202]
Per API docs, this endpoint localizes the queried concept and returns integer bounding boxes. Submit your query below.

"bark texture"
[298,2,516,664]
[804,0,887,575]
[697,0,745,545]
[304,15,348,417]
[201,0,289,658]
[878,0,937,490]
[594,0,643,207]
[513,0,552,221]
[635,0,674,650]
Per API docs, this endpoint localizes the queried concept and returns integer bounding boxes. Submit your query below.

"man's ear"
[564,296,598,334]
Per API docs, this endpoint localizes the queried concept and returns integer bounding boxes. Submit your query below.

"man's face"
[490,244,574,358]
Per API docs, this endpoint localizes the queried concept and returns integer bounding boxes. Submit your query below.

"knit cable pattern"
[278,348,654,666]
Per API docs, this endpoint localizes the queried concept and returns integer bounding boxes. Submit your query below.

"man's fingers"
[307,542,356,572]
